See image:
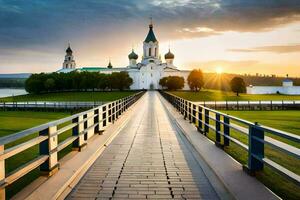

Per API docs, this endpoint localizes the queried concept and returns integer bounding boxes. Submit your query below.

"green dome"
[144,24,157,43]
[165,49,174,59]
[66,46,73,54]
[128,50,138,60]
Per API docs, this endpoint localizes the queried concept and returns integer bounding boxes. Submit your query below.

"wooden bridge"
[0,91,299,199]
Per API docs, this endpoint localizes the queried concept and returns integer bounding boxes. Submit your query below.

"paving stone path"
[67,92,219,199]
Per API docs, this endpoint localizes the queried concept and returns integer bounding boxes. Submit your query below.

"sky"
[0,0,300,76]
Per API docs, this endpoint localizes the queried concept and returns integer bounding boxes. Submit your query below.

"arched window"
[149,48,151,56]
[68,57,71,61]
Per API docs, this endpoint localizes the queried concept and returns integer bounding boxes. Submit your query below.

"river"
[0,88,27,98]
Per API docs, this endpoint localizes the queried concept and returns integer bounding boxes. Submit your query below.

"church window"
[155,48,157,57]
[68,57,71,61]
[149,48,151,56]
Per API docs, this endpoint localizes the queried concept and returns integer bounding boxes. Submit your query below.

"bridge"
[0,91,299,199]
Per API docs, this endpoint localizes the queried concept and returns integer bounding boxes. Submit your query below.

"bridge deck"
[67,92,220,199]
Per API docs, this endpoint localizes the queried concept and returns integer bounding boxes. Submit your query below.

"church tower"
[142,19,160,64]
[62,44,76,69]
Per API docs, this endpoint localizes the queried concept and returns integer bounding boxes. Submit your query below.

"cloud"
[0,0,300,48]
[0,0,300,73]
[228,44,300,53]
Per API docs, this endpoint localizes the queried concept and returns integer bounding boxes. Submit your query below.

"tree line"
[0,78,26,88]
[159,69,246,96]
[25,72,133,94]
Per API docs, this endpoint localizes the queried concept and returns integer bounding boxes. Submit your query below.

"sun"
[216,66,223,74]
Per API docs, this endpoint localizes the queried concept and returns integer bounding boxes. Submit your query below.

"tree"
[230,77,246,96]
[159,76,184,90]
[24,71,133,94]
[115,72,133,91]
[44,78,55,91]
[159,77,168,89]
[187,69,204,91]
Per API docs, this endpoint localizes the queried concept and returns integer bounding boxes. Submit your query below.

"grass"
[0,91,137,102]
[170,90,300,101]
[198,110,300,200]
[224,110,300,136]
[0,111,71,199]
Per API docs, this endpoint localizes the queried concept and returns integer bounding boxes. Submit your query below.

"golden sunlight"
[216,66,223,74]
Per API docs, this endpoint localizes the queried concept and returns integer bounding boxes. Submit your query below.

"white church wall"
[247,86,300,95]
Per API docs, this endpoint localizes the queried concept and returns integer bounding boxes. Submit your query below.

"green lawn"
[0,91,137,102]
[224,110,300,136]
[202,110,300,200]
[0,111,71,199]
[170,90,300,101]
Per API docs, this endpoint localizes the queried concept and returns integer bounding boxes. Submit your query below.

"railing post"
[72,115,87,151]
[188,103,192,122]
[102,105,107,128]
[215,113,221,146]
[108,104,112,123]
[94,108,102,135]
[184,101,187,120]
[192,104,196,124]
[246,123,264,174]
[39,126,59,176]
[118,100,122,116]
[204,109,209,135]
[86,111,94,139]
[0,144,5,199]
[197,106,203,132]
[223,116,230,146]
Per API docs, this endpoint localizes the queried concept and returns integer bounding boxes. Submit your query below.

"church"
[57,21,191,90]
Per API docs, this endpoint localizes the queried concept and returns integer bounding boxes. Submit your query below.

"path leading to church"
[67,92,220,199]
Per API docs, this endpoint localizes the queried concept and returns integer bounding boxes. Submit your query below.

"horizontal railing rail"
[0,101,106,109]
[195,100,300,110]
[0,91,145,199]
[160,91,300,186]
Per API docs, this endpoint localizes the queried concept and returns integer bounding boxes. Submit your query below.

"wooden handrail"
[160,90,300,185]
[0,91,145,199]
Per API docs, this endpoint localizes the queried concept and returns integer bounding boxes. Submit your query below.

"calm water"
[0,88,27,98]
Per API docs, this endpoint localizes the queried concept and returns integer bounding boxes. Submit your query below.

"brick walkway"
[67,92,219,199]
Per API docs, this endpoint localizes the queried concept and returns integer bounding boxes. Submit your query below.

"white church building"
[58,21,190,90]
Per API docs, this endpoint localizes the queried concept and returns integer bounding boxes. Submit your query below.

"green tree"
[230,77,246,96]
[44,78,56,91]
[24,71,133,94]
[159,76,184,90]
[187,69,204,91]
[118,72,133,91]
[159,77,168,89]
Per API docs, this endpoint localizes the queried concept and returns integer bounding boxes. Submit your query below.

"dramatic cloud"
[0,0,300,47]
[0,0,300,74]
[228,44,300,53]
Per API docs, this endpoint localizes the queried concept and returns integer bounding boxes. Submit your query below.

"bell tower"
[62,44,76,69]
[142,18,160,64]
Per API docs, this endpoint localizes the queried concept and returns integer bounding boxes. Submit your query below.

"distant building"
[62,44,76,70]
[57,21,191,90]
[247,76,300,95]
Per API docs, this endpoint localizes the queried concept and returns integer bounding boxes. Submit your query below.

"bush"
[159,76,184,90]
[25,71,133,94]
